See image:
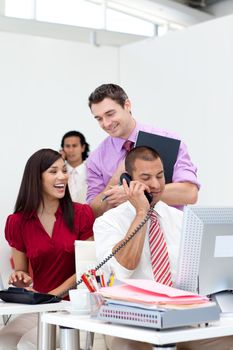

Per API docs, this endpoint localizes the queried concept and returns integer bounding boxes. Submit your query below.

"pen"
[101,195,109,202]
[96,275,102,289]
[108,272,115,287]
[81,273,96,292]
[98,269,106,287]
[89,274,99,291]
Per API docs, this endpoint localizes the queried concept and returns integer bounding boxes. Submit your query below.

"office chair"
[75,240,97,289]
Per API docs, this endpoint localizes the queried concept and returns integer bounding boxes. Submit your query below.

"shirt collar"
[66,162,73,172]
[127,200,165,219]
[66,162,84,173]
[152,201,165,218]
[28,205,62,219]
[26,211,37,219]
[55,205,63,218]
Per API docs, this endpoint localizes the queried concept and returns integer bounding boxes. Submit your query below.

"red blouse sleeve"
[5,213,26,252]
[73,203,94,240]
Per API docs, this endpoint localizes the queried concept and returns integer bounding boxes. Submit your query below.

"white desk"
[0,300,70,350]
[41,311,233,350]
[0,300,69,316]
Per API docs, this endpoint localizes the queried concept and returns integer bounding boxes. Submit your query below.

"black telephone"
[120,172,153,204]
[0,287,61,304]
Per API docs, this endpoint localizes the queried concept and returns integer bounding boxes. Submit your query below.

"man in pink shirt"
[86,83,199,217]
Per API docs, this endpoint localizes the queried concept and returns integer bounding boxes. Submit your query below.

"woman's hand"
[8,270,33,288]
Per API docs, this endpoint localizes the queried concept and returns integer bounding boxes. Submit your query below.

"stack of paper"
[93,279,220,329]
[97,279,209,308]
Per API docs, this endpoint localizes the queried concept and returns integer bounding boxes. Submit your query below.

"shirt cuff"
[110,257,135,280]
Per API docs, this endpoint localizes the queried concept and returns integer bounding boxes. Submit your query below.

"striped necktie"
[149,210,172,286]
[122,140,134,154]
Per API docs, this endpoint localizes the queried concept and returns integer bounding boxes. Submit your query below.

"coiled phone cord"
[58,206,154,298]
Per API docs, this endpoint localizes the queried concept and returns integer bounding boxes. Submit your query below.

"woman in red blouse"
[0,148,94,350]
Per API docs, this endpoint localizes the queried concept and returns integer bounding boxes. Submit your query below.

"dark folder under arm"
[135,131,181,184]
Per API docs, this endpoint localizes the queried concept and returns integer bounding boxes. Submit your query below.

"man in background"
[60,130,90,203]
[86,83,200,217]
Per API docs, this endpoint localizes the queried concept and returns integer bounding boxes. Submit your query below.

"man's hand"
[59,148,66,160]
[8,271,33,288]
[103,185,128,207]
[122,179,151,214]
[103,178,152,210]
[90,159,127,217]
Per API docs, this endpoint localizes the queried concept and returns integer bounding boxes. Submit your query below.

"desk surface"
[42,311,233,346]
[0,300,70,315]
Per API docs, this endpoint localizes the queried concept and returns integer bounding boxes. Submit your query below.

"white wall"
[0,31,118,283]
[120,15,233,207]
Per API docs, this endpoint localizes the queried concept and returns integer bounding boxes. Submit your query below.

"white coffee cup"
[69,288,91,314]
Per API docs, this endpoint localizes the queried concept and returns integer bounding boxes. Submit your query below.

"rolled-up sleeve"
[74,203,95,240]
[86,156,105,204]
[173,140,200,189]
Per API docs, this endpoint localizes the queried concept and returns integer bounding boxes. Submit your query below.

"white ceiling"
[0,0,217,47]
[0,15,149,46]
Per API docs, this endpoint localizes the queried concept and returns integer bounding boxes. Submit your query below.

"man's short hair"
[125,146,162,176]
[88,83,128,109]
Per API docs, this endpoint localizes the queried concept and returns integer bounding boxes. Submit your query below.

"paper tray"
[90,294,220,330]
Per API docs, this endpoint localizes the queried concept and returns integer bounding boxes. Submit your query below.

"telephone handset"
[120,172,153,204]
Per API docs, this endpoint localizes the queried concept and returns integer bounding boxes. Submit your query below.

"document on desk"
[97,279,209,306]
[122,279,202,298]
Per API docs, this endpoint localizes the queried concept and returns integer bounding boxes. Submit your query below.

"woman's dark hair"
[88,83,128,109]
[14,148,74,231]
[61,130,90,161]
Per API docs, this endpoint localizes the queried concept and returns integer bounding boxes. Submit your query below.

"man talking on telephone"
[94,146,233,350]
[94,146,182,349]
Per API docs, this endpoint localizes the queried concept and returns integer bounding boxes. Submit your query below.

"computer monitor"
[175,206,233,313]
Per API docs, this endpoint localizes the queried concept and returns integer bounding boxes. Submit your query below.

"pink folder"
[122,279,204,298]
[98,279,209,305]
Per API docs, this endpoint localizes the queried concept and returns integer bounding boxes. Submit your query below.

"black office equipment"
[135,131,181,184]
[0,287,61,304]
